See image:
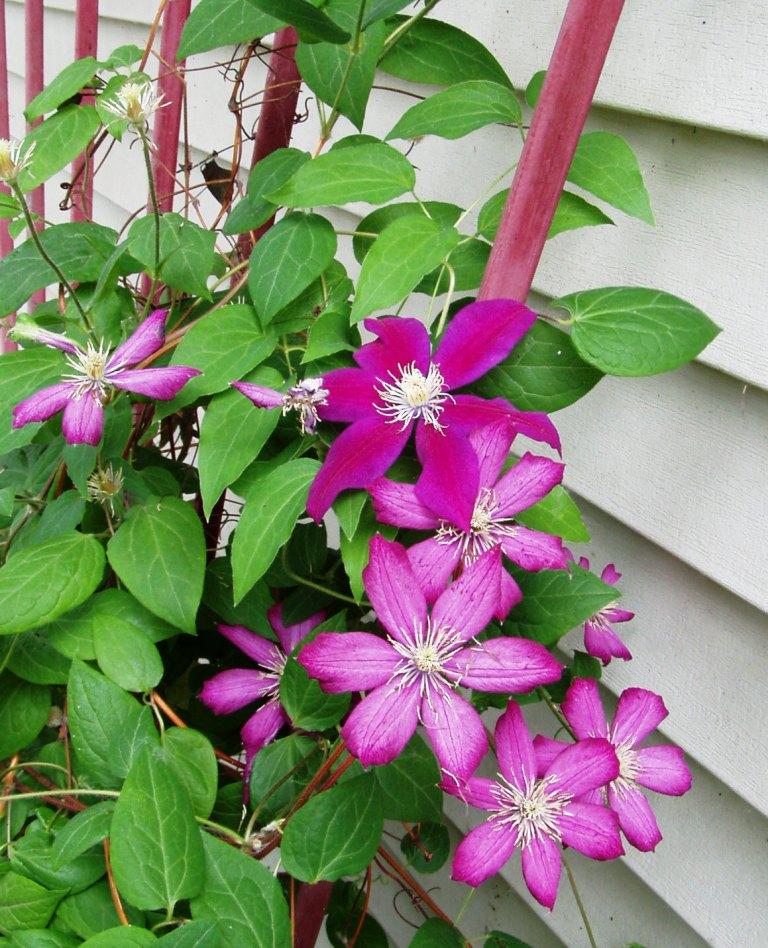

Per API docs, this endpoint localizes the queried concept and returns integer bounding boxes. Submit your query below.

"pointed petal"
[521,835,562,909]
[611,688,668,746]
[532,735,570,777]
[471,420,514,488]
[445,395,561,452]
[445,638,562,692]
[500,528,569,572]
[546,737,619,797]
[62,392,104,445]
[635,746,692,796]
[494,702,537,790]
[433,299,537,390]
[421,683,488,782]
[110,366,200,400]
[578,556,590,570]
[441,776,499,810]
[12,381,73,428]
[241,699,287,756]
[370,478,440,530]
[496,568,523,621]
[558,802,623,859]
[451,819,518,887]
[561,678,608,740]
[363,535,427,644]
[415,423,479,533]
[306,415,410,522]
[231,381,283,409]
[430,547,501,643]
[267,604,325,654]
[407,537,461,603]
[341,682,420,767]
[603,606,634,623]
[199,669,277,714]
[600,563,621,585]
[583,619,632,665]
[217,623,283,668]
[299,632,399,692]
[107,308,167,370]
[319,367,376,422]
[356,317,430,376]
[608,785,662,852]
[494,453,565,517]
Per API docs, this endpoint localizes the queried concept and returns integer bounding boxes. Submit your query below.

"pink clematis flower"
[200,604,326,774]
[449,702,622,907]
[579,557,634,664]
[371,420,568,620]
[232,377,329,435]
[11,310,199,446]
[299,535,562,781]
[534,678,692,852]
[304,300,561,522]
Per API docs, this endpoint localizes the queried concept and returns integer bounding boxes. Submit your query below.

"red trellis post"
[0,0,14,352]
[25,0,45,306]
[479,0,625,302]
[70,0,99,221]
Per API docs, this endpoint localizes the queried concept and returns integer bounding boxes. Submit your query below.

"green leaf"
[198,366,282,517]
[9,931,81,947]
[89,588,178,644]
[110,746,205,913]
[162,728,218,819]
[515,485,590,543]
[93,617,163,691]
[400,821,450,875]
[379,17,511,87]
[572,650,602,681]
[53,881,145,939]
[222,148,309,236]
[25,58,100,120]
[0,873,65,933]
[18,106,100,193]
[557,286,721,376]
[102,44,144,69]
[297,3,388,129]
[231,458,320,603]
[524,70,546,109]
[567,131,654,225]
[178,0,283,57]
[127,213,216,298]
[373,733,441,822]
[350,216,459,322]
[302,309,356,363]
[504,565,617,645]
[410,918,463,946]
[191,834,290,947]
[388,79,521,140]
[339,507,395,601]
[50,801,116,870]
[473,319,602,412]
[363,0,412,25]
[0,533,105,636]
[268,142,415,207]
[0,674,50,759]
[6,629,72,685]
[0,348,64,453]
[352,201,461,263]
[248,734,322,823]
[333,490,368,540]
[12,491,86,553]
[248,213,337,324]
[478,188,612,242]
[202,558,275,638]
[326,880,388,947]
[67,660,159,787]
[281,774,383,882]
[161,304,276,414]
[415,237,490,294]
[158,920,222,945]
[81,929,157,946]
[280,655,350,730]
[249,0,349,42]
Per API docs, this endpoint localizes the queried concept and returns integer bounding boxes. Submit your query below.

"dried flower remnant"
[0,138,35,183]
[233,377,329,435]
[102,81,166,130]
[87,463,124,514]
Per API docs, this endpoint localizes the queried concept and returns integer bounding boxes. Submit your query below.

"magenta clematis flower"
[534,678,692,853]
[449,702,623,907]
[304,300,561,522]
[371,420,568,620]
[299,535,562,781]
[200,604,326,773]
[578,557,634,664]
[11,310,200,446]
[232,377,329,435]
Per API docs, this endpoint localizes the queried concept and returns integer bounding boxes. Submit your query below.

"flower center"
[491,774,573,847]
[87,464,124,514]
[611,740,640,793]
[282,378,329,435]
[387,618,465,699]
[64,341,113,401]
[436,488,517,563]
[374,362,453,432]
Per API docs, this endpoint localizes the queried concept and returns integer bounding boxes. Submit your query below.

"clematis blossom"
[534,678,692,853]
[233,376,329,435]
[200,605,326,775]
[449,702,623,907]
[299,535,562,781]
[11,309,199,446]
[304,300,561,521]
[371,420,568,619]
[578,557,634,664]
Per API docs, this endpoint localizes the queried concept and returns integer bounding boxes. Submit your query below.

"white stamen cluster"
[491,774,573,848]
[436,487,518,563]
[0,138,35,183]
[282,378,328,435]
[103,82,166,128]
[87,464,124,514]
[374,362,453,433]
[610,739,640,796]
[64,341,113,401]
[387,618,465,701]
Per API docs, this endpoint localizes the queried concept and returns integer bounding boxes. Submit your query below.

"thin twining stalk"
[138,128,162,318]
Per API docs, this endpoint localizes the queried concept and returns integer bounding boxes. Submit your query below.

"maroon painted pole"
[71,0,99,221]
[293,881,333,948]
[478,0,625,302]
[25,0,45,305]
[0,0,16,353]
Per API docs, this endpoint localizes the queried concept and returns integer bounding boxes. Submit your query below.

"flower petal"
[583,618,632,665]
[415,423,479,533]
[493,453,565,517]
[319,367,377,422]
[306,415,410,522]
[430,547,501,644]
[521,835,562,909]
[496,568,523,621]
[370,478,440,530]
[546,737,619,797]
[62,392,104,445]
[611,688,668,747]
[12,381,74,428]
[532,735,570,777]
[445,395,561,452]
[603,606,634,623]
[110,366,200,400]
[433,299,537,390]
[357,317,430,376]
[494,702,537,790]
[199,669,277,714]
[231,381,283,409]
[600,563,621,585]
[608,785,662,852]
[500,528,569,572]
[407,537,461,604]
[241,698,288,757]
[561,678,609,740]
[341,681,420,767]
[441,776,499,810]
[451,818,518,887]
[471,420,514,488]
[421,682,488,782]
[445,637,562,692]
[363,535,427,644]
[299,632,399,692]
[634,745,692,796]
[107,308,168,371]
[558,802,623,860]
[267,604,325,655]
[217,623,283,668]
